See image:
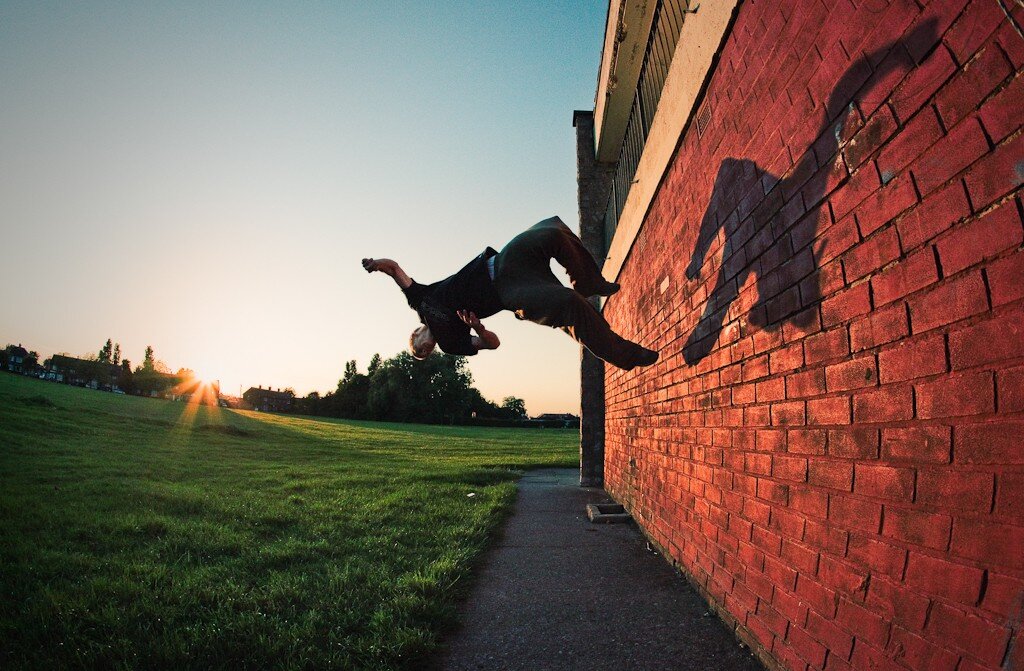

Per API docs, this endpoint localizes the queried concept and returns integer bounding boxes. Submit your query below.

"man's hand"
[457,310,482,328]
[361,258,413,289]
[458,310,500,351]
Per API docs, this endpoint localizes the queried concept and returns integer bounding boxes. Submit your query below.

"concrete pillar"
[573,110,614,488]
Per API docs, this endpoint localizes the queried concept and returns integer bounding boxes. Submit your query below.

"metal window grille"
[603,0,692,255]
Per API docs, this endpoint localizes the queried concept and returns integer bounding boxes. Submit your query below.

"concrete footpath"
[436,469,764,671]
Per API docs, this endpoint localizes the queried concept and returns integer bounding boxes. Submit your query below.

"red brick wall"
[602,1,1024,670]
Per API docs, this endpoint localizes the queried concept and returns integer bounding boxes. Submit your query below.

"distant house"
[5,345,28,374]
[45,355,121,389]
[529,413,580,429]
[242,386,294,413]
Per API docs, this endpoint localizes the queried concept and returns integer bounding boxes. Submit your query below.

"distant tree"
[142,346,155,371]
[367,353,382,376]
[501,396,527,419]
[112,343,121,366]
[367,352,474,424]
[98,339,113,363]
[334,360,370,419]
[118,360,135,394]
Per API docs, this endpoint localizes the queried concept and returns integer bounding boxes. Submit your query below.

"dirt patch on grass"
[195,424,254,438]
[19,395,57,409]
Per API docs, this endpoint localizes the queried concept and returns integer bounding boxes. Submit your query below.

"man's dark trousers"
[492,217,649,370]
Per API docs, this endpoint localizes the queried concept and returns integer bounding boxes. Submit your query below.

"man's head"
[409,324,436,360]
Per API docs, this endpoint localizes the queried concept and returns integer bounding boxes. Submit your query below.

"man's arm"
[457,310,500,351]
[362,258,413,289]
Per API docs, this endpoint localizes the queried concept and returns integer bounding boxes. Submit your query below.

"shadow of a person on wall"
[682,18,939,365]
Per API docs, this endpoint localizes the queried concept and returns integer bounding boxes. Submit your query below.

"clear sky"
[0,1,608,414]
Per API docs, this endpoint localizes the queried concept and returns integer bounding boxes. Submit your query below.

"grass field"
[0,373,576,669]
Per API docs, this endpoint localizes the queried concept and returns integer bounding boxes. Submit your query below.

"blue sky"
[0,1,608,413]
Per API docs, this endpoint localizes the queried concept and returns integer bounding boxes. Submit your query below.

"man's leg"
[494,217,618,297]
[503,280,657,370]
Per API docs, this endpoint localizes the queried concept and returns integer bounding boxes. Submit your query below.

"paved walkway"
[437,469,764,671]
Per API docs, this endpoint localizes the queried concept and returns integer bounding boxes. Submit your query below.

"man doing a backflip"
[362,217,659,370]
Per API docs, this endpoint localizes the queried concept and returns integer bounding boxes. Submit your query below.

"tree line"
[291,351,528,426]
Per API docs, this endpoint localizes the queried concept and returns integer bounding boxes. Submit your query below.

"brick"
[906,551,985,604]
[896,180,971,251]
[891,42,957,123]
[757,478,789,505]
[882,506,951,550]
[987,250,1024,307]
[908,270,989,333]
[881,426,951,463]
[936,200,1023,276]
[822,282,872,328]
[886,626,959,671]
[733,381,756,405]
[836,598,889,647]
[769,342,804,374]
[825,355,877,392]
[787,428,826,455]
[757,428,787,453]
[944,0,1008,63]
[935,44,1014,130]
[831,166,881,224]
[998,365,1024,412]
[786,368,825,398]
[867,576,929,629]
[954,422,1024,465]
[807,396,850,425]
[774,401,806,428]
[764,555,798,593]
[978,70,1024,143]
[787,624,827,668]
[846,533,906,579]
[849,642,902,671]
[806,610,853,661]
[796,575,838,618]
[951,517,1024,570]
[877,333,947,383]
[910,117,989,197]
[845,229,901,285]
[876,107,944,178]
[756,376,786,402]
[916,370,994,418]
[804,327,848,365]
[818,554,868,599]
[921,469,991,512]
[808,458,853,491]
[803,518,847,556]
[773,453,807,481]
[995,471,1024,518]
[981,572,1024,619]
[829,495,881,534]
[949,305,1024,370]
[771,638,809,671]
[854,463,915,501]
[927,602,1011,667]
[843,105,897,171]
[870,248,938,307]
[827,427,878,459]
[855,174,918,237]
[964,131,1024,210]
[853,385,914,423]
[790,485,828,518]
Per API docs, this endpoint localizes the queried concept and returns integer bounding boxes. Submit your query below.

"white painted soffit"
[601,0,740,283]
[594,0,658,163]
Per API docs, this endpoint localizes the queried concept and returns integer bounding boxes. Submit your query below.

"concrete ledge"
[586,502,632,523]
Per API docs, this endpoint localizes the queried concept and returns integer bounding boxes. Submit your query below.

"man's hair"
[409,325,436,360]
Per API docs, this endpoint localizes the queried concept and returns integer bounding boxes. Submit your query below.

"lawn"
[0,373,577,669]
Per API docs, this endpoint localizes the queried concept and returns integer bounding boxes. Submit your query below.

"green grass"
[0,374,576,669]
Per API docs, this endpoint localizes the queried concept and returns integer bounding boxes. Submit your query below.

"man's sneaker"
[592,281,621,297]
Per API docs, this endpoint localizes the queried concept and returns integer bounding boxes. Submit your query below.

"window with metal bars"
[603,0,692,256]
